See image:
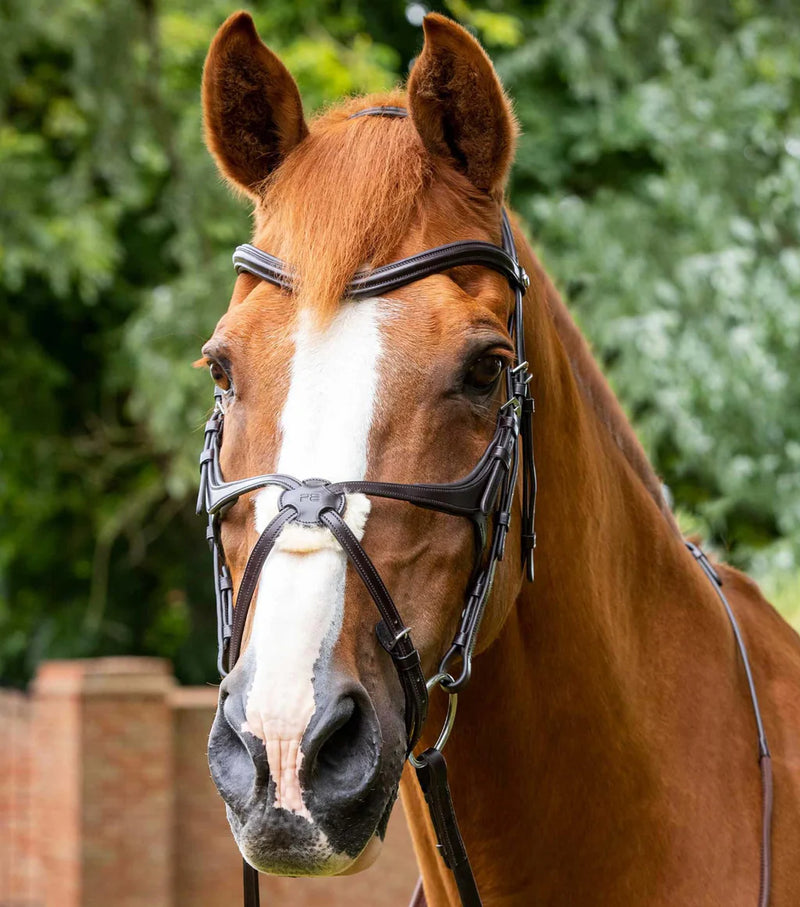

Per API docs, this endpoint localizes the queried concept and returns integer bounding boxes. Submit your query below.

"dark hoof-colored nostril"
[207,651,270,816]
[303,687,380,801]
[315,697,358,772]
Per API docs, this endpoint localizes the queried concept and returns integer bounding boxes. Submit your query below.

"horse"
[197,11,800,906]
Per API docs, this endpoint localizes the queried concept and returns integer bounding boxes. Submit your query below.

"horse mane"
[254,91,677,529]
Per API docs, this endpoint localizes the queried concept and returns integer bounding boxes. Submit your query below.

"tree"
[2,0,798,686]
[0,0,402,685]
[496,0,800,602]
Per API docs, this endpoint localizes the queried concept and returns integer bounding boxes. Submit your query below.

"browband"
[232,239,529,299]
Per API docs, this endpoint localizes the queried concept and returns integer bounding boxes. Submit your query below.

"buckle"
[499,396,522,419]
[495,520,509,561]
[685,540,722,586]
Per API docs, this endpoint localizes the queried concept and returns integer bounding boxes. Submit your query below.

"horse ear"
[202,11,308,197]
[408,14,517,196]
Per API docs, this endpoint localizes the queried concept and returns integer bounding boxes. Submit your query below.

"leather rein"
[196,107,772,907]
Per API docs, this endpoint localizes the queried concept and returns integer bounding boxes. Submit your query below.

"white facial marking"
[243,302,384,820]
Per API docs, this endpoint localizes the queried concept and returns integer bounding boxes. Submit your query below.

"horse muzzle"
[207,648,406,875]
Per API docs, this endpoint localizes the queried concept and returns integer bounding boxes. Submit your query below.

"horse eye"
[465,355,504,392]
[209,360,231,391]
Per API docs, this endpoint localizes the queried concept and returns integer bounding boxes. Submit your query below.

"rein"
[196,107,771,907]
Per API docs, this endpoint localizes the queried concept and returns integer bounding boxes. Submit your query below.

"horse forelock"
[249,91,497,325]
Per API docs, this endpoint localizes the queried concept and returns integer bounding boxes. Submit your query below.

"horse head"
[201,11,528,877]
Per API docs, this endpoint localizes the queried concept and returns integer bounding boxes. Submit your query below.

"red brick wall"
[1,659,418,907]
[171,687,241,907]
[1,689,40,907]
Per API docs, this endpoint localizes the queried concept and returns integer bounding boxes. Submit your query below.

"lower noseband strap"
[222,494,429,751]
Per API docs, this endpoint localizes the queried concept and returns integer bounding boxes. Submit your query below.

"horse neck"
[400,236,754,904]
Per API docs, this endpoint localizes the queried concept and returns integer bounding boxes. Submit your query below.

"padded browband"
[233,240,529,299]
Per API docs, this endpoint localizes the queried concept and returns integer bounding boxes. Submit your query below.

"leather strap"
[321,509,428,749]
[686,541,772,905]
[227,507,296,668]
[414,749,482,907]
[233,239,527,302]
[327,408,518,521]
[759,755,773,907]
[243,860,260,907]
[226,514,298,907]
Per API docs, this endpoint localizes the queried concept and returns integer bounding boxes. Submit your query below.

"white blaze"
[242,302,384,819]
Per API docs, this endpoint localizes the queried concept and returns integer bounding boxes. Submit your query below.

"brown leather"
[227,507,296,667]
[320,508,429,749]
[232,238,527,301]
[414,748,481,906]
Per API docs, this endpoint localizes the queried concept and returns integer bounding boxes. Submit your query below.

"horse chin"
[226,791,394,878]
[236,833,382,879]
[334,834,383,875]
[233,820,350,877]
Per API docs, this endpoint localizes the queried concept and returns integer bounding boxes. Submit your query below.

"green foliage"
[2,0,798,685]
[0,0,403,686]
[496,0,800,580]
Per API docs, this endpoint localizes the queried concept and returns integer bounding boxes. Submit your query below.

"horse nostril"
[315,696,358,773]
[304,689,380,798]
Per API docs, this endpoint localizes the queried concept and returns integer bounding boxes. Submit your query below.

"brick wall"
[0,659,418,907]
[1,689,39,907]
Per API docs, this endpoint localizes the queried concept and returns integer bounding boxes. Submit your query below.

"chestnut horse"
[199,11,800,906]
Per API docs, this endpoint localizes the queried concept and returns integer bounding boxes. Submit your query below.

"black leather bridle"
[197,106,534,907]
[197,107,772,907]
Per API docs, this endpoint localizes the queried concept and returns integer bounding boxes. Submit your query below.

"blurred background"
[2,0,799,690]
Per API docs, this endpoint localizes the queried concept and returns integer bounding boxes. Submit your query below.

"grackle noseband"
[197,107,771,907]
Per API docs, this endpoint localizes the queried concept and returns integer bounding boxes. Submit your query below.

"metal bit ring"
[408,672,458,767]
